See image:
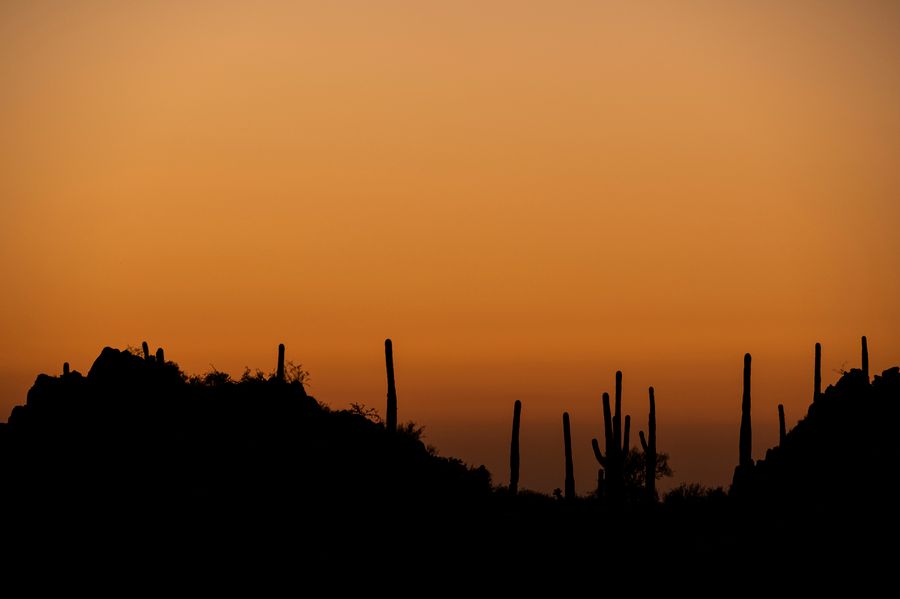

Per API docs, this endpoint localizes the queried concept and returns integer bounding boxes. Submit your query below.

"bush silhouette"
[623,447,673,500]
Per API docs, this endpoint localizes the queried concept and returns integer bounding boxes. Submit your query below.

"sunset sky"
[2,1,899,492]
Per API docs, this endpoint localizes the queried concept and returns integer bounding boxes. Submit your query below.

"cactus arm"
[591,438,606,467]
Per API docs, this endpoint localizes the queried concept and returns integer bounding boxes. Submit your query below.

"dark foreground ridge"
[1,346,490,522]
[1,340,898,571]
[737,366,900,509]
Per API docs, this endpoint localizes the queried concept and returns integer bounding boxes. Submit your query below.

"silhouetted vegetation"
[733,367,900,508]
[623,448,673,498]
[664,483,728,507]
[730,337,900,511]
[0,344,491,550]
[1,335,896,561]
[591,372,631,504]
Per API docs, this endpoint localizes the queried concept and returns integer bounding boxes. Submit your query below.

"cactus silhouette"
[510,400,522,495]
[638,386,657,502]
[385,339,397,432]
[778,404,786,446]
[276,343,285,381]
[63,362,69,377]
[156,348,165,365]
[614,371,622,450]
[814,342,822,402]
[730,353,758,496]
[591,371,630,502]
[562,411,575,500]
[862,336,869,382]
[739,353,752,467]
[142,341,150,361]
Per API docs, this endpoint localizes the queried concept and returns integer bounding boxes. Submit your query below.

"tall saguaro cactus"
[731,353,756,496]
[861,336,869,382]
[814,342,822,402]
[563,411,575,500]
[778,404,786,446]
[63,362,70,377]
[385,339,397,432]
[592,371,631,502]
[142,341,150,361]
[614,371,622,452]
[156,348,165,365]
[739,353,752,468]
[510,400,522,495]
[639,386,657,501]
[276,343,285,381]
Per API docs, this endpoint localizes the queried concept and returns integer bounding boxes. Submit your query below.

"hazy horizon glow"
[2,1,899,492]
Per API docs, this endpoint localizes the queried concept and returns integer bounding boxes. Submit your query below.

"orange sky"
[2,1,899,492]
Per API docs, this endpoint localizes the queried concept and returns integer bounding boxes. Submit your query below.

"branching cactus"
[591,371,631,502]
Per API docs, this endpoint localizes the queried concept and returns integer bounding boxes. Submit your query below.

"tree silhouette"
[622,448,673,500]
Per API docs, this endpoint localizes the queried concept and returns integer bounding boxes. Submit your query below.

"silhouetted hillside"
[738,366,900,508]
[2,343,898,571]
[0,347,491,538]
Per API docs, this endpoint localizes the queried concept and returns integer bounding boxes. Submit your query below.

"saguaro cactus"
[778,404,786,446]
[63,362,70,376]
[592,371,631,502]
[385,339,397,432]
[156,348,165,365]
[614,371,622,451]
[639,386,657,501]
[739,353,752,467]
[814,342,822,402]
[861,336,869,382]
[510,400,522,495]
[731,353,756,496]
[563,411,575,500]
[142,341,150,361]
[276,343,285,381]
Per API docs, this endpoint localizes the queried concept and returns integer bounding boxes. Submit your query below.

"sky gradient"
[2,1,899,492]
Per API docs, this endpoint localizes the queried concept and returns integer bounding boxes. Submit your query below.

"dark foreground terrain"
[1,344,898,578]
